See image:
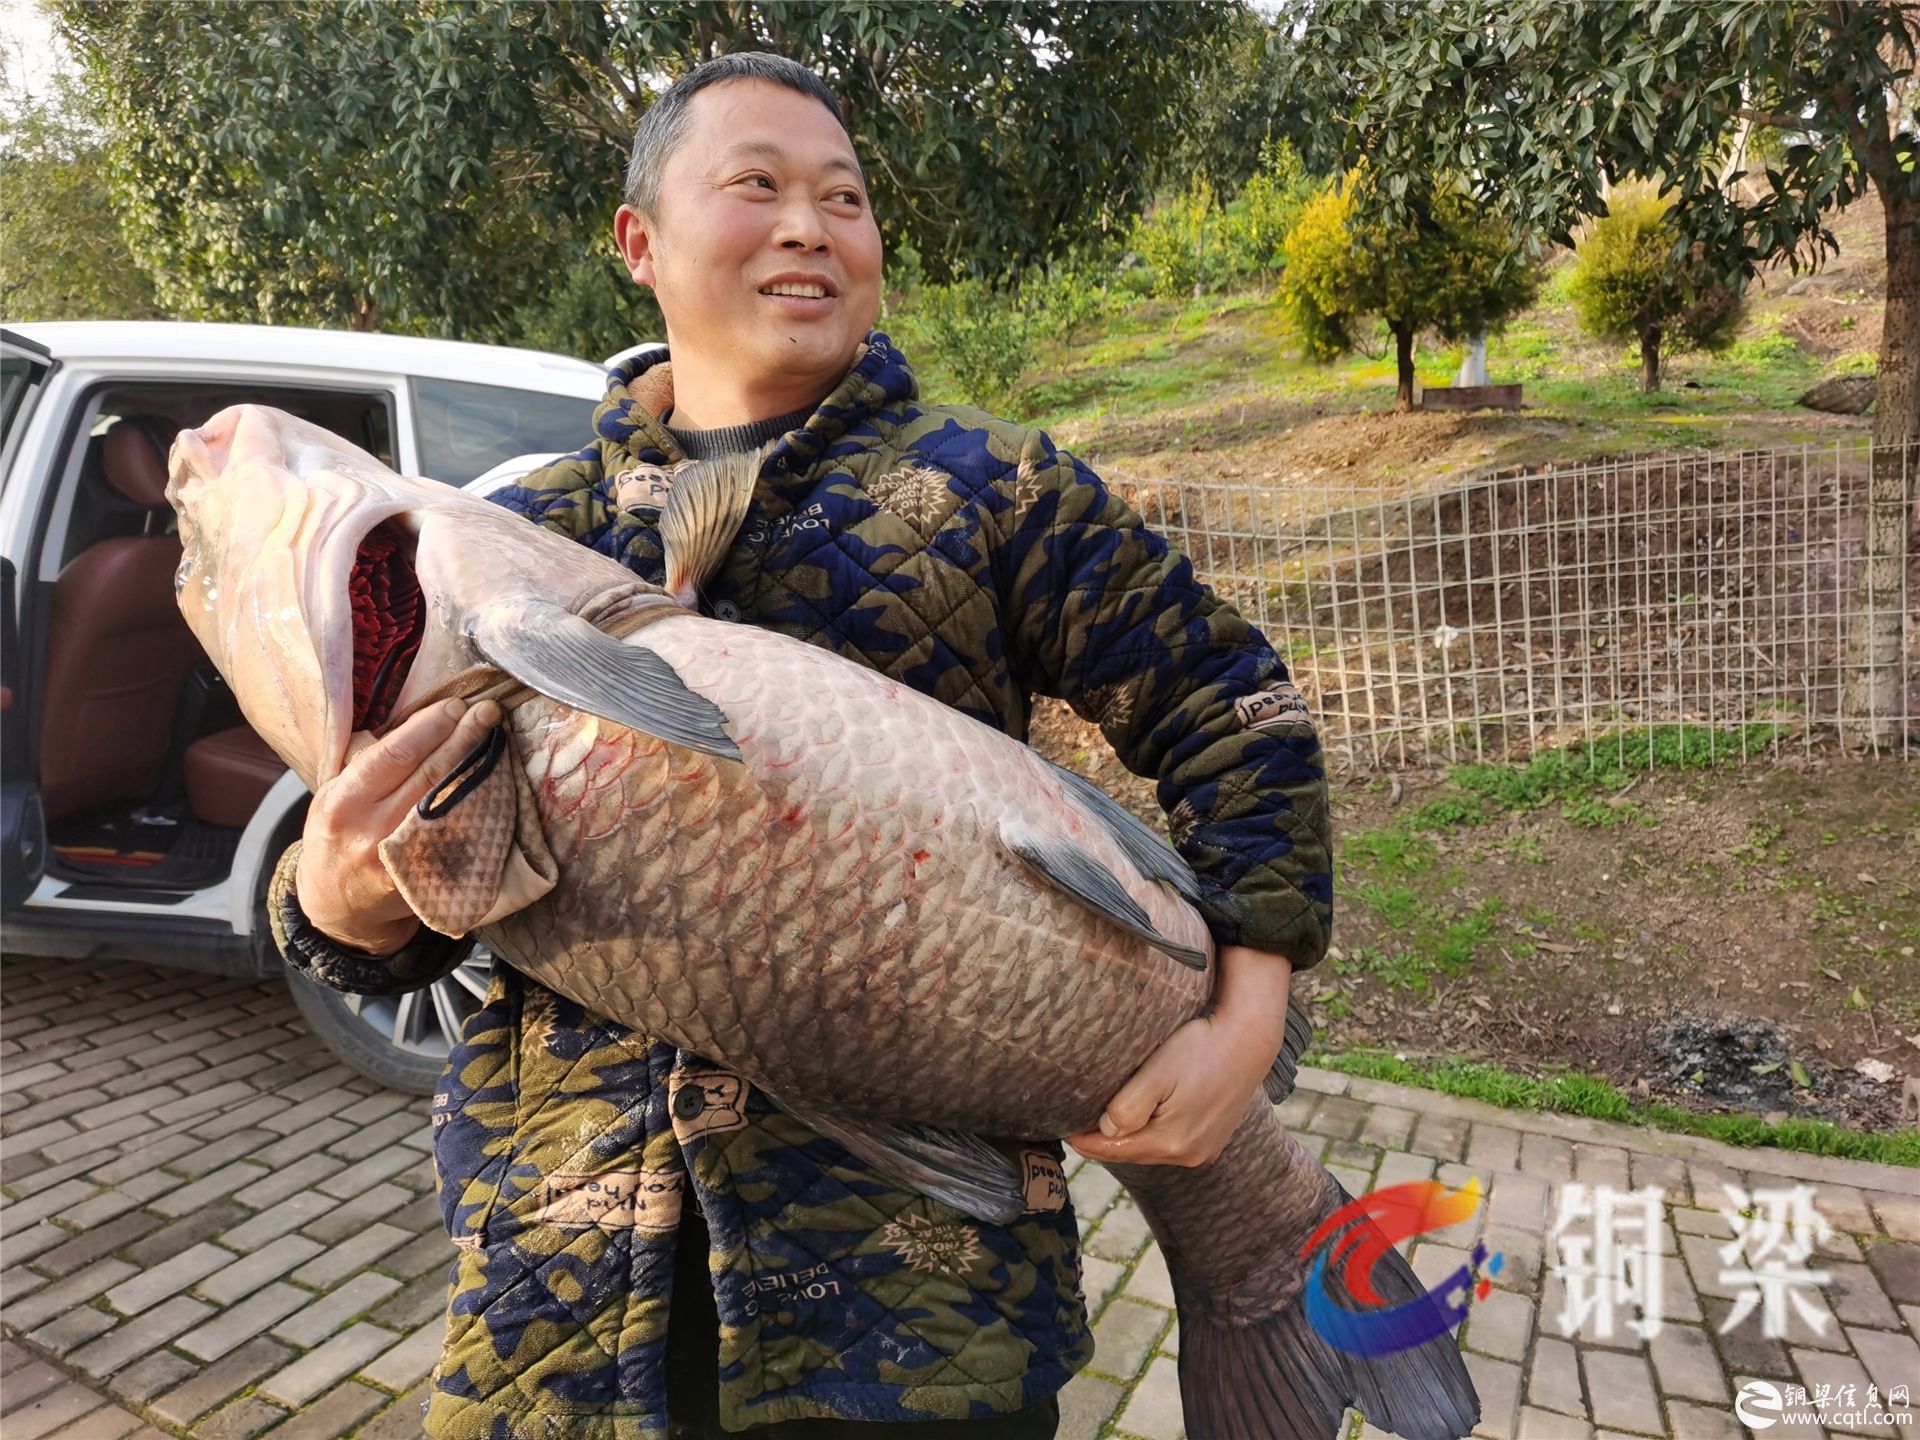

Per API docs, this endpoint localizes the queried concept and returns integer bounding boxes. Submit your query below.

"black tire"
[285,949,494,1096]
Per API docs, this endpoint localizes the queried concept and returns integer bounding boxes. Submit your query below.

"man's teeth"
[762,283,829,298]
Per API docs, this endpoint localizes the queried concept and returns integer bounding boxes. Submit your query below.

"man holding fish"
[243,50,1376,1440]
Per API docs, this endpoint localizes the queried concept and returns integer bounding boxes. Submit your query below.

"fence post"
[1839,439,1917,751]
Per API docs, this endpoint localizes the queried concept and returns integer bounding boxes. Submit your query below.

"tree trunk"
[1839,190,1919,749]
[1393,321,1416,412]
[1639,328,1662,393]
[349,297,381,333]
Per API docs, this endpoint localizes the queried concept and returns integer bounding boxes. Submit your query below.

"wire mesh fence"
[1109,438,1917,772]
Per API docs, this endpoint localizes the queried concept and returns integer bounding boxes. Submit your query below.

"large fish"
[167,404,1479,1440]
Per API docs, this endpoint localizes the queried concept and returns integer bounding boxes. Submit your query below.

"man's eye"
[745,175,774,189]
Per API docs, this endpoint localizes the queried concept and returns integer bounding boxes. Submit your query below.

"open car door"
[2,555,47,910]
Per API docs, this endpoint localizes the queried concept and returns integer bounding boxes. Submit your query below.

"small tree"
[1280,175,1540,411]
[1568,183,1744,393]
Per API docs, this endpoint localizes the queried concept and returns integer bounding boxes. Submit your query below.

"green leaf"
[1788,1060,1811,1088]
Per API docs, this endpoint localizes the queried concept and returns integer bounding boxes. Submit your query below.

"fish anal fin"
[473,604,740,761]
[659,448,764,608]
[1001,823,1208,971]
[769,1096,1026,1226]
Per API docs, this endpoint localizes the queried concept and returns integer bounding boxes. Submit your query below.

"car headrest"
[102,415,175,509]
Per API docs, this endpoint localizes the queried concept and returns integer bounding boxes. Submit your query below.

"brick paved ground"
[3,953,1916,1439]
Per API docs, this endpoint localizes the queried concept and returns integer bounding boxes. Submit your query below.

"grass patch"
[1302,1049,1920,1169]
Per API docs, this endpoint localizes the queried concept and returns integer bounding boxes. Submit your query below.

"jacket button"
[673,1086,706,1121]
[714,600,741,623]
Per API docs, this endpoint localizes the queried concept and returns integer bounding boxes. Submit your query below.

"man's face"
[617,79,883,395]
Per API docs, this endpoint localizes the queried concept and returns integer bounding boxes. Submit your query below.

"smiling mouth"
[759,284,833,299]
[348,522,424,732]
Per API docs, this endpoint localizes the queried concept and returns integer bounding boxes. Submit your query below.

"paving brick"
[1079,1254,1124,1318]
[1687,1163,1746,1213]
[1327,1164,1374,1201]
[1650,1323,1728,1402]
[267,1379,388,1440]
[0,1177,97,1231]
[42,1401,147,1439]
[372,1228,457,1282]
[1305,1094,1370,1141]
[1293,1065,1348,1095]
[369,1272,448,1330]
[270,1271,403,1348]
[1359,1104,1417,1151]
[2,1381,110,1440]
[1865,1188,1920,1243]
[1519,1133,1575,1181]
[1111,1354,1183,1440]
[260,1086,365,1137]
[27,1303,119,1356]
[99,1344,196,1413]
[53,1186,142,1230]
[1517,1406,1591,1440]
[1463,1287,1534,1363]
[1327,1139,1382,1174]
[251,1117,355,1167]
[105,1241,236,1316]
[90,1132,200,1185]
[122,1200,250,1268]
[149,1160,269,1219]
[1527,1335,1585,1416]
[192,1396,287,1440]
[1845,1324,1920,1403]
[259,1322,399,1407]
[350,1383,434,1440]
[1789,1348,1895,1437]
[71,1293,214,1375]
[1571,1144,1631,1191]
[6,1257,138,1331]
[1667,1401,1743,1440]
[0,1220,68,1266]
[1700,1296,1794,1379]
[1414,1113,1470,1163]
[1487,1174,1550,1230]
[1467,1125,1522,1174]
[149,1080,258,1126]
[1823,1258,1903,1328]
[287,1220,413,1290]
[165,1129,278,1181]
[1056,1372,1124,1440]
[1862,1240,1920,1305]
[1067,1163,1121,1221]
[1,1356,68,1411]
[326,1110,427,1162]
[1671,1207,1735,1239]
[1085,1197,1152,1264]
[1273,1090,1317,1130]
[1123,1244,1175,1308]
[7,1088,110,1134]
[1627,1150,1689,1197]
[302,1183,412,1246]
[152,1335,295,1427]
[316,1147,425,1200]
[231,1153,346,1212]
[34,1208,166,1278]
[1581,1348,1663,1435]
[197,1234,325,1304]
[1377,1150,1438,1187]
[1088,1298,1165,1381]
[171,1281,309,1365]
[1466,1351,1522,1440]
[220,1190,337,1251]
[359,1320,444,1391]
[1483,1225,1544,1296]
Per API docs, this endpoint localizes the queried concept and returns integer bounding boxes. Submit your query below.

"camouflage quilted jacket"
[291,332,1333,1438]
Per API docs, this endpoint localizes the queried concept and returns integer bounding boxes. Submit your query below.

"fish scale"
[168,404,1480,1440]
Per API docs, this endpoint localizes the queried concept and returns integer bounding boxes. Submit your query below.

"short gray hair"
[624,52,857,217]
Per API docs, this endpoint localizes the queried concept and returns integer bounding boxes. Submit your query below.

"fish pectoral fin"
[1045,760,1200,903]
[379,723,559,936]
[1001,824,1208,972]
[768,1096,1026,1227]
[473,606,741,762]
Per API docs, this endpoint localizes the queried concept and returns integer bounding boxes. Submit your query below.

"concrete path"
[2,953,1915,1439]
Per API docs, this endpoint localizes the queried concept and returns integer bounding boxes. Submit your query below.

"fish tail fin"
[1110,1111,1479,1440]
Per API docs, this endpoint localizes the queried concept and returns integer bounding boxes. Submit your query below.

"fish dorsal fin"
[767,1094,1027,1226]
[473,602,740,761]
[658,447,765,609]
[1000,822,1208,971]
[1045,760,1200,902]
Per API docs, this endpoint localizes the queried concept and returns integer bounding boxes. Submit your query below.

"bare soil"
[1028,699,1920,1133]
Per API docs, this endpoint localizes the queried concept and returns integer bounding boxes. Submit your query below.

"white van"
[1,322,608,1092]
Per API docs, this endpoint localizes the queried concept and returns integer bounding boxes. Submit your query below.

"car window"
[1,350,50,480]
[410,378,596,486]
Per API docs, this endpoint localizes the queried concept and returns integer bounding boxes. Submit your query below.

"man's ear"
[615,203,659,289]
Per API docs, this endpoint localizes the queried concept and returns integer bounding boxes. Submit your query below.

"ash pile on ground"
[1642,1012,1904,1130]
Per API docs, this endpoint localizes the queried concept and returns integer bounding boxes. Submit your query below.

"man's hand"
[1066,944,1293,1168]
[296,698,501,955]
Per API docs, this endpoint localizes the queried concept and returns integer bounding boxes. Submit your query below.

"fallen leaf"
[1789,1060,1811,1088]
[1854,1058,1896,1084]
[1857,872,1878,885]
[1819,965,1843,982]
[1846,987,1870,1010]
[1538,941,1579,954]
[1750,1061,1782,1076]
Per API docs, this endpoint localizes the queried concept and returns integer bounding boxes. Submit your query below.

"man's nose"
[773,199,830,251]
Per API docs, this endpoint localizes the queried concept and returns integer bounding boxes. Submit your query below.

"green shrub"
[1215,140,1317,283]
[1025,248,1122,346]
[1567,181,1745,392]
[896,279,1032,412]
[1130,178,1221,299]
[1725,328,1803,365]
[1829,349,1879,376]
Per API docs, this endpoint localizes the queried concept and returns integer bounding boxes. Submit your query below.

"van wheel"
[285,949,494,1096]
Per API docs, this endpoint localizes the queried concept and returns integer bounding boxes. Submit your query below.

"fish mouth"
[346,520,426,734]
